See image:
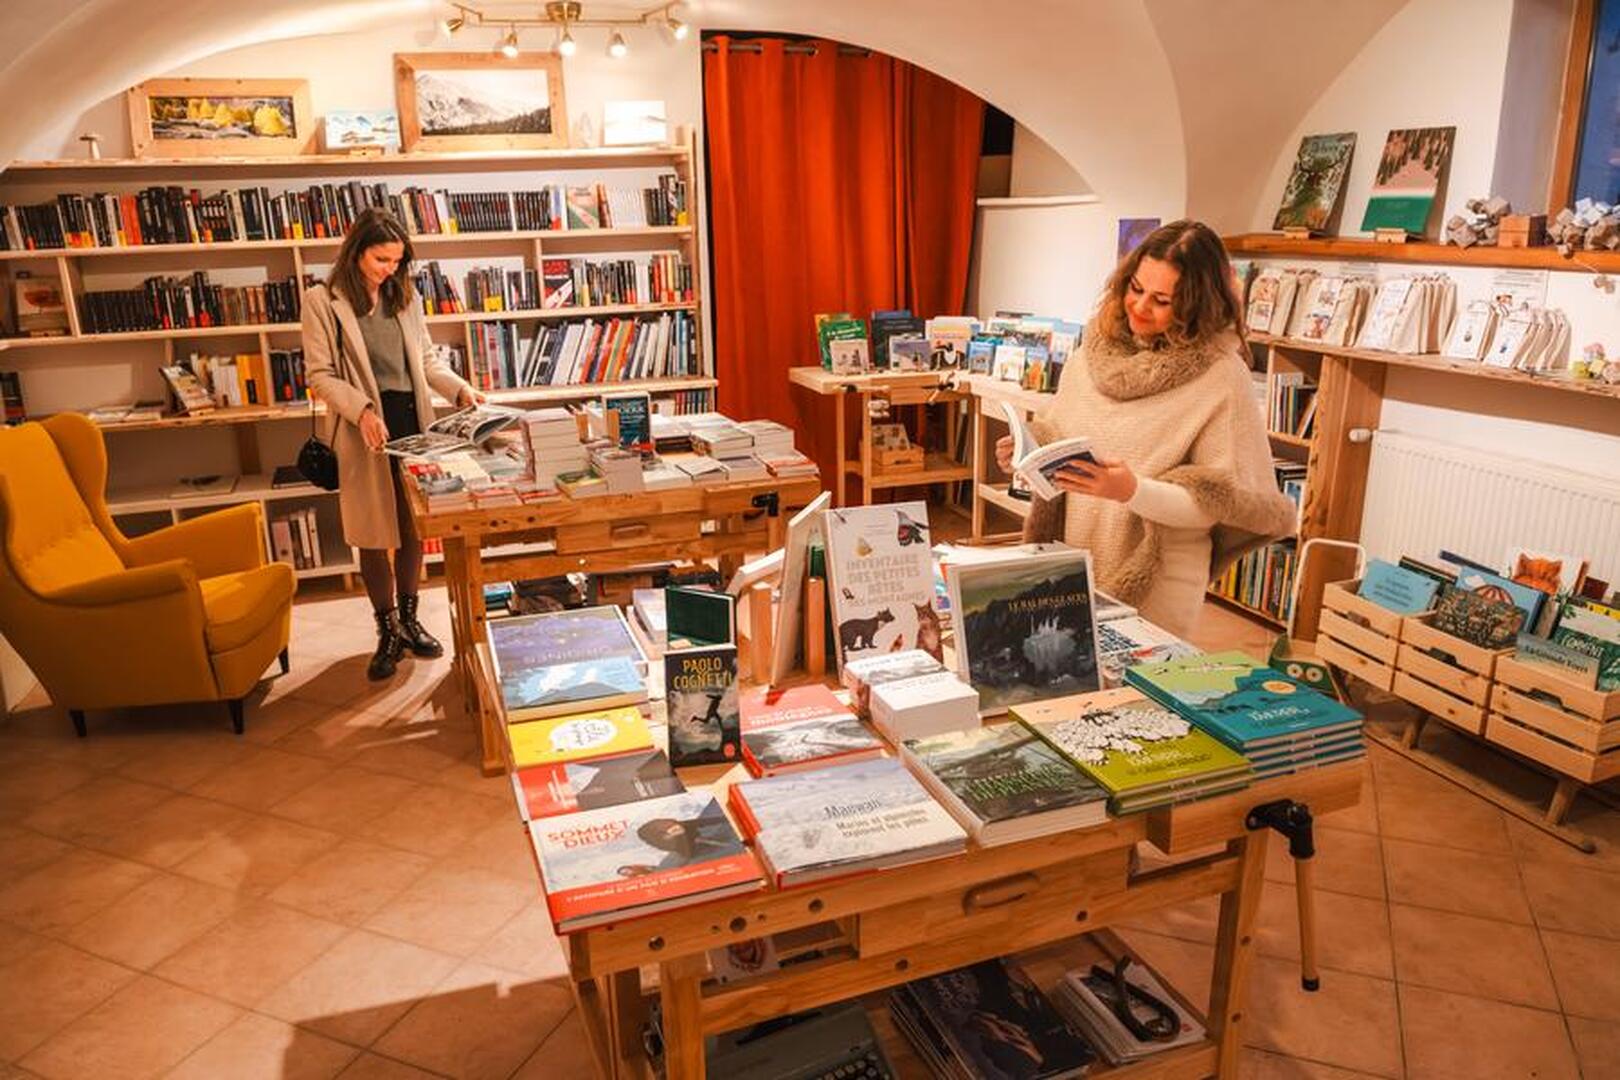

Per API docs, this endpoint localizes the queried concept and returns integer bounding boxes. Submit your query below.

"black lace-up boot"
[368,608,406,680]
[395,593,444,659]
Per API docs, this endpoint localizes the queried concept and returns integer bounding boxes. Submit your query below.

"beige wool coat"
[301,283,474,550]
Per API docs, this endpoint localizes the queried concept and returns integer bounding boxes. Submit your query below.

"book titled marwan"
[530,791,763,931]
[1014,695,1252,814]
[729,757,967,887]
[489,605,648,722]
[1124,651,1361,752]
[1001,402,1097,501]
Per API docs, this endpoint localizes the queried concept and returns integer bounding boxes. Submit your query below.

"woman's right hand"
[359,406,389,452]
[995,435,1015,473]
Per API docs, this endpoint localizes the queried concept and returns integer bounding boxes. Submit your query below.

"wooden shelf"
[866,454,974,489]
[0,225,695,262]
[1206,587,1288,630]
[1224,231,1620,273]
[475,376,716,404]
[976,483,1032,519]
[109,471,338,513]
[426,300,696,325]
[1268,430,1313,449]
[0,322,301,352]
[0,145,692,183]
[1250,332,1620,401]
[94,403,322,433]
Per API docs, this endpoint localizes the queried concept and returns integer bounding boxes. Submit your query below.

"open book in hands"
[384,404,522,458]
[1001,402,1097,501]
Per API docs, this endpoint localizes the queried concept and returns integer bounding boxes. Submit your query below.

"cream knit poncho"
[1026,327,1297,637]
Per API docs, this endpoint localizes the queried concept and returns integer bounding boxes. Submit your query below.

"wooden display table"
[477,643,1364,1079]
[787,367,972,508]
[958,372,1055,540]
[405,473,822,774]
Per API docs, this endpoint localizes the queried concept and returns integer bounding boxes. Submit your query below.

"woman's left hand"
[1052,455,1138,502]
[457,387,487,407]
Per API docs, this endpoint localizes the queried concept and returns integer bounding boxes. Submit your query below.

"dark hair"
[1094,219,1243,347]
[328,207,415,317]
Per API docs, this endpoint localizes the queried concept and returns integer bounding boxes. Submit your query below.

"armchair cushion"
[199,562,296,654]
[0,425,122,593]
[125,503,269,579]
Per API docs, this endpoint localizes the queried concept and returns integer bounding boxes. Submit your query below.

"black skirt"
[379,389,420,440]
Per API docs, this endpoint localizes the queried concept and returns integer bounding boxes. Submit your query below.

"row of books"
[176,348,309,409]
[458,311,700,390]
[412,254,692,316]
[815,308,1080,393]
[269,506,326,570]
[1356,549,1617,688]
[1210,539,1298,624]
[1275,458,1307,512]
[0,175,689,251]
[1,372,24,425]
[1268,371,1318,437]
[78,272,308,334]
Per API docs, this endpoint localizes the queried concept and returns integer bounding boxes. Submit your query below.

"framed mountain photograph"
[1273,132,1356,234]
[395,52,568,151]
[1359,126,1456,237]
[127,78,314,158]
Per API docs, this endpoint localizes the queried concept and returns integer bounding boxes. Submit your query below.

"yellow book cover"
[507,706,653,768]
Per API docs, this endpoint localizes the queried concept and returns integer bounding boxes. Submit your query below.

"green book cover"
[1124,650,1361,750]
[1013,698,1250,799]
[665,586,735,647]
[903,723,1106,824]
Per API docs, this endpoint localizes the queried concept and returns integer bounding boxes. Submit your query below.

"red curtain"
[702,36,985,482]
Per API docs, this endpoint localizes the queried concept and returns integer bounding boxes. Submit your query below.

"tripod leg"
[1295,855,1321,991]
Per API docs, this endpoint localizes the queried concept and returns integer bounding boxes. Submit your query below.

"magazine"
[384,403,522,457]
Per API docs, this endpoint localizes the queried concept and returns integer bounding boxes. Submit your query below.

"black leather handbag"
[296,298,342,491]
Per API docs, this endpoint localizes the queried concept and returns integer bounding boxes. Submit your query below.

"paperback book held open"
[1002,402,1097,501]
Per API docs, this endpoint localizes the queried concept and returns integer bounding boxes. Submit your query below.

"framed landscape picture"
[127,78,314,158]
[395,52,568,152]
[1359,126,1456,237]
[1273,132,1356,234]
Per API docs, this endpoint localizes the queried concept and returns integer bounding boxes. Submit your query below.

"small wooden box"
[873,445,924,472]
[1314,579,1403,692]
[1486,655,1620,782]
[1498,214,1547,248]
[1391,615,1511,735]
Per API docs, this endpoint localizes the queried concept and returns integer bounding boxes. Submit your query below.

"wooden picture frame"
[395,52,569,153]
[127,78,315,158]
[1548,0,1599,211]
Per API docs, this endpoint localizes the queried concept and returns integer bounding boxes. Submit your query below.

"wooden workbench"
[405,472,823,773]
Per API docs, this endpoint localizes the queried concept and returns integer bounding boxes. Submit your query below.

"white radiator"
[1359,431,1620,588]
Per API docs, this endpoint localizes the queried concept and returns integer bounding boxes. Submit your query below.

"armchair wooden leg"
[278,647,290,675]
[69,710,86,738]
[228,699,245,736]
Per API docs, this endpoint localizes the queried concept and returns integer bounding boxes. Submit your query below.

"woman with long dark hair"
[302,207,483,679]
[998,220,1295,637]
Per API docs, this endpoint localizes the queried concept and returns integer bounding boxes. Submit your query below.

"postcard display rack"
[473,650,1366,1080]
[0,135,712,581]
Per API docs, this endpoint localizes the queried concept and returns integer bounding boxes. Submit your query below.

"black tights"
[358,467,422,613]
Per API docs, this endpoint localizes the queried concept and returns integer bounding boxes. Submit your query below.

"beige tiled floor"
[1,588,1617,1078]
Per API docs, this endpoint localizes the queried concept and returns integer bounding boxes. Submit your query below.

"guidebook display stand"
[484,660,1365,1080]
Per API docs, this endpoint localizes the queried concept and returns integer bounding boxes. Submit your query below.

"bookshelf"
[0,137,713,579]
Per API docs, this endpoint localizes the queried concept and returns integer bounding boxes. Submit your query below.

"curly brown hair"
[1092,219,1243,348]
[327,207,416,318]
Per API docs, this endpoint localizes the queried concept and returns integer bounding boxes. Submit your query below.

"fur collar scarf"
[1086,327,1242,402]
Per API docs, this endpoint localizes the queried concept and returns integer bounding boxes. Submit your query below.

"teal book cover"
[1359,559,1440,615]
[1125,650,1361,749]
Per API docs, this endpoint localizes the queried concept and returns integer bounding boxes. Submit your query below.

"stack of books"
[870,670,979,742]
[507,710,684,819]
[640,458,693,491]
[901,723,1109,843]
[841,649,946,718]
[1053,959,1206,1066]
[589,445,645,493]
[890,959,1095,1080]
[689,419,752,458]
[738,419,794,458]
[1126,651,1364,778]
[760,450,817,478]
[718,454,767,482]
[488,606,649,723]
[650,413,693,454]
[738,684,884,777]
[729,757,967,887]
[672,454,728,486]
[1015,695,1253,814]
[522,408,586,488]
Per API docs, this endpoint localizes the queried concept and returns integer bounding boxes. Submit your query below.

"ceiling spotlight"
[668,14,688,40]
[557,27,577,56]
[608,30,628,58]
[442,13,465,34]
[500,26,520,57]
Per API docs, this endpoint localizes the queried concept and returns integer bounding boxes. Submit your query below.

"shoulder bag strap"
[314,283,348,442]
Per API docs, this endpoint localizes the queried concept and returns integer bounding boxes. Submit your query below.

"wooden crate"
[1391,616,1509,735]
[873,445,924,473]
[1314,579,1402,691]
[1486,655,1620,783]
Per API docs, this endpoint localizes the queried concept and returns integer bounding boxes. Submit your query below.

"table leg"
[1207,831,1269,1078]
[860,392,873,507]
[606,969,647,1080]
[834,392,847,508]
[441,538,473,715]
[658,953,707,1080]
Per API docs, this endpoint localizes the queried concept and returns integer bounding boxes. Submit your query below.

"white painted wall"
[1008,125,1092,198]
[1250,0,1518,236]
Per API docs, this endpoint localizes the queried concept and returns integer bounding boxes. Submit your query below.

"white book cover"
[824,502,941,667]
[1356,278,1414,352]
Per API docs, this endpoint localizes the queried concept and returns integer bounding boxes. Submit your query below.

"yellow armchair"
[0,413,295,735]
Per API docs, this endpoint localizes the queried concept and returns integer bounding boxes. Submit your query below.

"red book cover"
[738,684,883,778]
[531,792,763,931]
[511,749,684,821]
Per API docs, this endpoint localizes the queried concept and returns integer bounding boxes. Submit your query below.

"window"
[1572,0,1620,202]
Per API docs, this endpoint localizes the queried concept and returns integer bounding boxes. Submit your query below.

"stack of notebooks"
[488,605,649,723]
[1053,959,1206,1066]
[1014,695,1253,815]
[738,684,885,777]
[890,959,1095,1080]
[729,757,967,887]
[1125,651,1364,777]
[901,723,1109,843]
